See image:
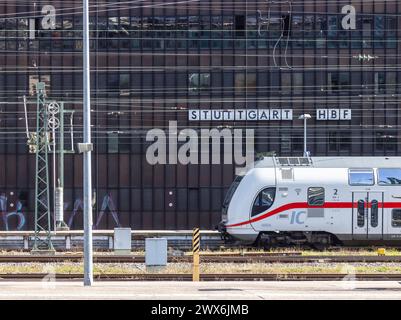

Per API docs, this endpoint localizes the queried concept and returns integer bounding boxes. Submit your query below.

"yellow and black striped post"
[192,227,200,281]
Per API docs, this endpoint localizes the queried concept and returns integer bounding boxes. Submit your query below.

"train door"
[383,192,401,241]
[352,192,384,240]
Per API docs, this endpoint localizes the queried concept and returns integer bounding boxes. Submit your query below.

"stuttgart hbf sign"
[188,109,352,121]
[145,108,351,175]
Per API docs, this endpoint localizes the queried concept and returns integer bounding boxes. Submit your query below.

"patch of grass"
[0,246,400,258]
[0,262,401,275]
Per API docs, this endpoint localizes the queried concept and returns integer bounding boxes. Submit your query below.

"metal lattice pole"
[32,82,54,253]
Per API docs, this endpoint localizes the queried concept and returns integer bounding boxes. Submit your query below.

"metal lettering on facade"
[189,109,293,121]
[189,109,352,121]
[316,109,352,121]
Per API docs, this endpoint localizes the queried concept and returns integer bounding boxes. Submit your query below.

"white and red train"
[218,157,401,248]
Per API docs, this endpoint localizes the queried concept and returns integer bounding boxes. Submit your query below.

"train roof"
[254,156,401,169]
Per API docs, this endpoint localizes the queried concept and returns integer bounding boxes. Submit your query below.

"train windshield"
[222,176,244,214]
[251,187,276,217]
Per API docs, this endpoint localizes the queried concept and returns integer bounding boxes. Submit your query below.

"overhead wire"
[0,0,396,147]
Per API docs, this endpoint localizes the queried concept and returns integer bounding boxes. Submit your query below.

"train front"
[217,175,244,241]
[218,165,276,245]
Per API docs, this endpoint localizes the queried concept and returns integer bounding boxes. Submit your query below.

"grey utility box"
[145,238,168,266]
[114,228,132,255]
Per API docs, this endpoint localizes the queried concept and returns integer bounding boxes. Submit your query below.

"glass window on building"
[291,15,303,49]
[374,16,385,38]
[386,72,397,94]
[74,18,83,50]
[304,72,315,95]
[327,73,337,92]
[63,18,75,50]
[338,15,349,49]
[378,168,401,185]
[362,17,372,48]
[235,73,256,93]
[293,73,303,95]
[119,133,131,153]
[282,14,291,37]
[200,16,211,48]
[375,72,386,94]
[374,16,385,49]
[6,18,16,50]
[281,73,291,95]
[223,16,233,49]
[281,73,302,95]
[316,15,326,48]
[328,72,350,92]
[211,16,222,49]
[234,15,246,37]
[108,73,119,93]
[29,75,51,97]
[292,135,303,153]
[375,132,397,153]
[108,132,119,154]
[387,17,397,48]
[280,132,291,154]
[247,73,257,93]
[17,19,28,51]
[29,75,39,96]
[327,15,338,48]
[328,131,351,152]
[120,17,131,50]
[351,21,362,49]
[246,16,257,49]
[338,72,350,91]
[269,15,282,48]
[0,19,5,50]
[119,74,130,96]
[130,17,141,49]
[51,19,63,50]
[188,73,211,92]
[108,17,120,50]
[304,15,315,48]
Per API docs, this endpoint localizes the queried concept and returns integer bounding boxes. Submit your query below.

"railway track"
[0,253,401,263]
[0,273,400,281]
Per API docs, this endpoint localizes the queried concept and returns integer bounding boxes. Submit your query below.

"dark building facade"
[0,0,400,230]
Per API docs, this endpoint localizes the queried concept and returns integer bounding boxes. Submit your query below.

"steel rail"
[0,273,400,281]
[0,253,400,263]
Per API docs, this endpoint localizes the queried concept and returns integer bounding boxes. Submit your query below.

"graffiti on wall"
[0,193,26,231]
[95,193,121,229]
[66,192,121,229]
[0,191,121,231]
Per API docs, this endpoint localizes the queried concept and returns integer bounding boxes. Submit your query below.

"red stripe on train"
[225,201,401,228]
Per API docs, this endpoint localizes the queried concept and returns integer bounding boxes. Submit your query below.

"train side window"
[307,187,325,206]
[378,168,401,185]
[371,200,378,228]
[349,169,374,186]
[357,200,365,227]
[392,209,401,227]
[251,187,276,217]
